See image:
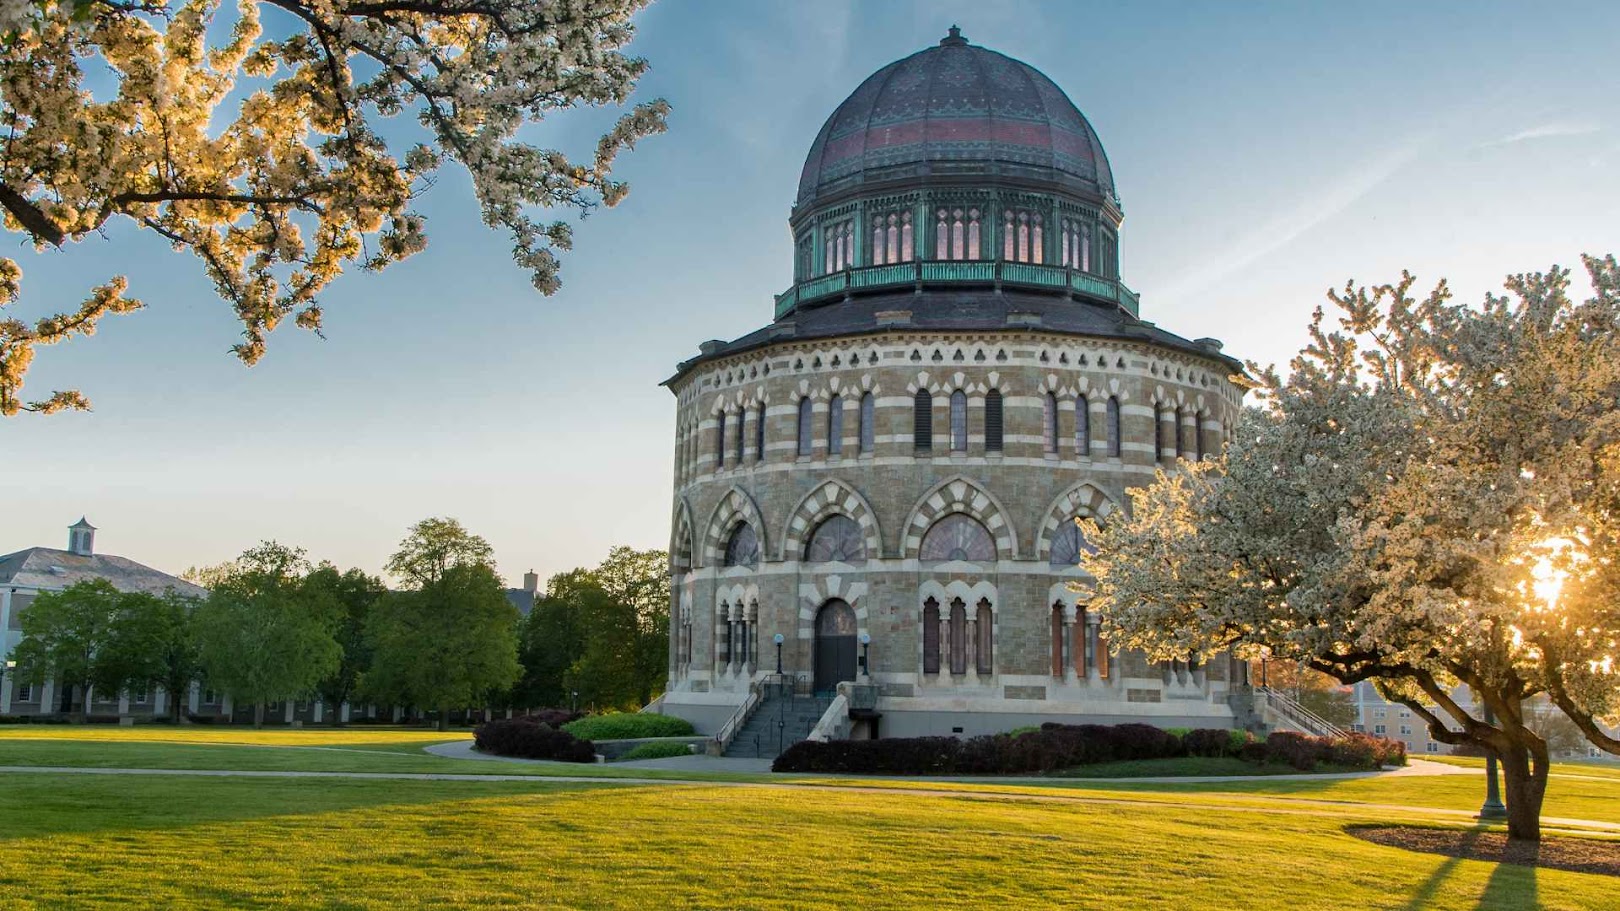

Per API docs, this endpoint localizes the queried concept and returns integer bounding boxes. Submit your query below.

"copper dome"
[796,27,1117,210]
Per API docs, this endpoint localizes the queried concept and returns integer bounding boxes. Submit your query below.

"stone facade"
[657,31,1250,738]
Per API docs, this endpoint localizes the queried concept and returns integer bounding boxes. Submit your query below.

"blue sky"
[6,0,1619,585]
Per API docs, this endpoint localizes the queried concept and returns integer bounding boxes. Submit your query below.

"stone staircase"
[723,691,833,759]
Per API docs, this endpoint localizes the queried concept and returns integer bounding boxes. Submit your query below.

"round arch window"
[806,515,865,563]
[1049,517,1099,569]
[919,514,995,562]
[723,523,760,568]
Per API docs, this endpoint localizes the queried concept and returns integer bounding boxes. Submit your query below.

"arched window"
[1043,392,1058,453]
[922,597,941,675]
[797,397,813,457]
[985,389,1003,452]
[913,389,932,452]
[723,524,759,568]
[859,393,875,454]
[948,599,967,675]
[823,218,853,273]
[805,515,865,563]
[870,210,914,265]
[919,514,995,562]
[1075,396,1091,457]
[1050,602,1065,677]
[1154,403,1167,461]
[1106,397,1121,458]
[715,412,727,469]
[1060,217,1092,271]
[934,207,982,260]
[1003,209,1044,263]
[1049,518,1098,568]
[975,599,993,675]
[950,390,967,452]
[827,394,843,458]
[735,408,746,466]
[1195,410,1207,461]
[754,403,766,462]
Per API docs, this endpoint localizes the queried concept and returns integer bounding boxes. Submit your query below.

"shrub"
[1265,731,1327,770]
[616,741,696,761]
[524,708,583,728]
[1182,727,1240,758]
[773,723,1186,775]
[474,717,596,763]
[0,714,70,725]
[563,712,695,741]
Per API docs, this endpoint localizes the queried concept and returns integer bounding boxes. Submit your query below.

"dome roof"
[796,27,1116,209]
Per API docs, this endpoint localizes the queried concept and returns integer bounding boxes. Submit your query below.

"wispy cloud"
[1475,121,1603,149]
[1153,133,1435,303]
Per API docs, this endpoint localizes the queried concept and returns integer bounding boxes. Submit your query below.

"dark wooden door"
[814,600,858,694]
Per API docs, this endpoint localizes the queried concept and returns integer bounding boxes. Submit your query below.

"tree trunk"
[253,702,265,729]
[1499,740,1550,843]
[437,703,449,732]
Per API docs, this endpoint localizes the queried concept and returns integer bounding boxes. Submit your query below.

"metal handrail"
[711,680,764,753]
[1257,686,1348,739]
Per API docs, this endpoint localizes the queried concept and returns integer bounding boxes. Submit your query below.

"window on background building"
[797,398,814,457]
[1106,397,1121,457]
[1426,743,1439,753]
[823,218,854,273]
[950,390,967,451]
[1060,217,1092,272]
[16,683,32,702]
[805,515,865,563]
[715,412,727,469]
[1043,392,1058,453]
[1399,709,1411,717]
[975,600,993,675]
[1399,725,1412,736]
[935,207,982,260]
[1075,396,1091,456]
[1002,208,1044,263]
[203,689,217,705]
[134,687,149,705]
[827,394,843,457]
[1049,518,1097,569]
[922,597,941,675]
[859,393,875,454]
[913,389,933,451]
[723,524,760,568]
[1374,724,1386,735]
[948,599,968,675]
[870,210,914,265]
[919,514,996,563]
[985,389,1004,451]
[755,403,766,462]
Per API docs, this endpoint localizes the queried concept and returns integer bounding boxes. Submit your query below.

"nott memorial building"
[660,29,1248,742]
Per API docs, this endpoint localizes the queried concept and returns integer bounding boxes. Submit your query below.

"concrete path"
[423,739,774,773]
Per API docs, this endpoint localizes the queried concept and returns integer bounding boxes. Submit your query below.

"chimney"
[68,517,96,556]
[523,570,538,594]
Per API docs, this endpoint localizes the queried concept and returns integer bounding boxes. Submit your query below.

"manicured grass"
[0,770,1609,909]
[1049,756,1368,778]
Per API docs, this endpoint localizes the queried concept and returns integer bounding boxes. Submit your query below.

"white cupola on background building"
[67,518,96,556]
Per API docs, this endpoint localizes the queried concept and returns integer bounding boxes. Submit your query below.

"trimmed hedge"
[562,712,695,741]
[772,724,1406,775]
[616,740,697,761]
[473,717,596,763]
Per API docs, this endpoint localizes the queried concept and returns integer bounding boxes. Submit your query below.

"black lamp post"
[773,633,784,676]
[570,690,579,714]
[1478,704,1508,821]
[859,632,871,680]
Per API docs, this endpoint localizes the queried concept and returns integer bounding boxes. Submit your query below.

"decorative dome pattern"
[796,28,1116,208]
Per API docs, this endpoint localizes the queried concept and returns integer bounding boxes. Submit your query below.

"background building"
[659,29,1247,746]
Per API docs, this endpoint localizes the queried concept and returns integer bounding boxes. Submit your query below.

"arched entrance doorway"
[813,599,858,694]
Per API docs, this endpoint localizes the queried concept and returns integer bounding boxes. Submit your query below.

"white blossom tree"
[1082,255,1620,843]
[0,0,668,415]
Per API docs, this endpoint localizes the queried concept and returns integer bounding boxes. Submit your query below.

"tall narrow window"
[922,598,941,675]
[975,600,993,676]
[1175,406,1187,459]
[827,394,843,458]
[1155,403,1167,460]
[859,393,875,454]
[870,210,914,264]
[715,412,726,468]
[1043,392,1058,453]
[797,398,814,457]
[985,389,1003,452]
[1106,397,1121,458]
[796,233,814,280]
[1075,396,1091,457]
[1050,603,1065,677]
[755,403,766,462]
[1195,410,1207,461]
[913,389,933,452]
[735,408,746,466]
[948,599,967,675]
[823,219,853,273]
[950,390,967,452]
[1003,209,1044,263]
[935,207,982,260]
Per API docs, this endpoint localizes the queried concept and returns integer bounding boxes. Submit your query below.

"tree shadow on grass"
[0,772,610,842]
[1477,848,1539,911]
[1398,828,1479,911]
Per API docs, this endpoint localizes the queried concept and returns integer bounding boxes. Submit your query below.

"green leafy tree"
[193,542,341,728]
[98,588,204,723]
[367,520,519,730]
[512,569,589,709]
[304,563,386,720]
[12,578,124,720]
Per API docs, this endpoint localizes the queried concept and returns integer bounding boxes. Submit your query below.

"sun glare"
[1523,534,1586,612]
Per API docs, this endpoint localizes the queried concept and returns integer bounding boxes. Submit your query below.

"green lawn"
[1048,755,1370,778]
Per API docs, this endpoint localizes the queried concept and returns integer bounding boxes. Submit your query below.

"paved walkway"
[424,740,774,773]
